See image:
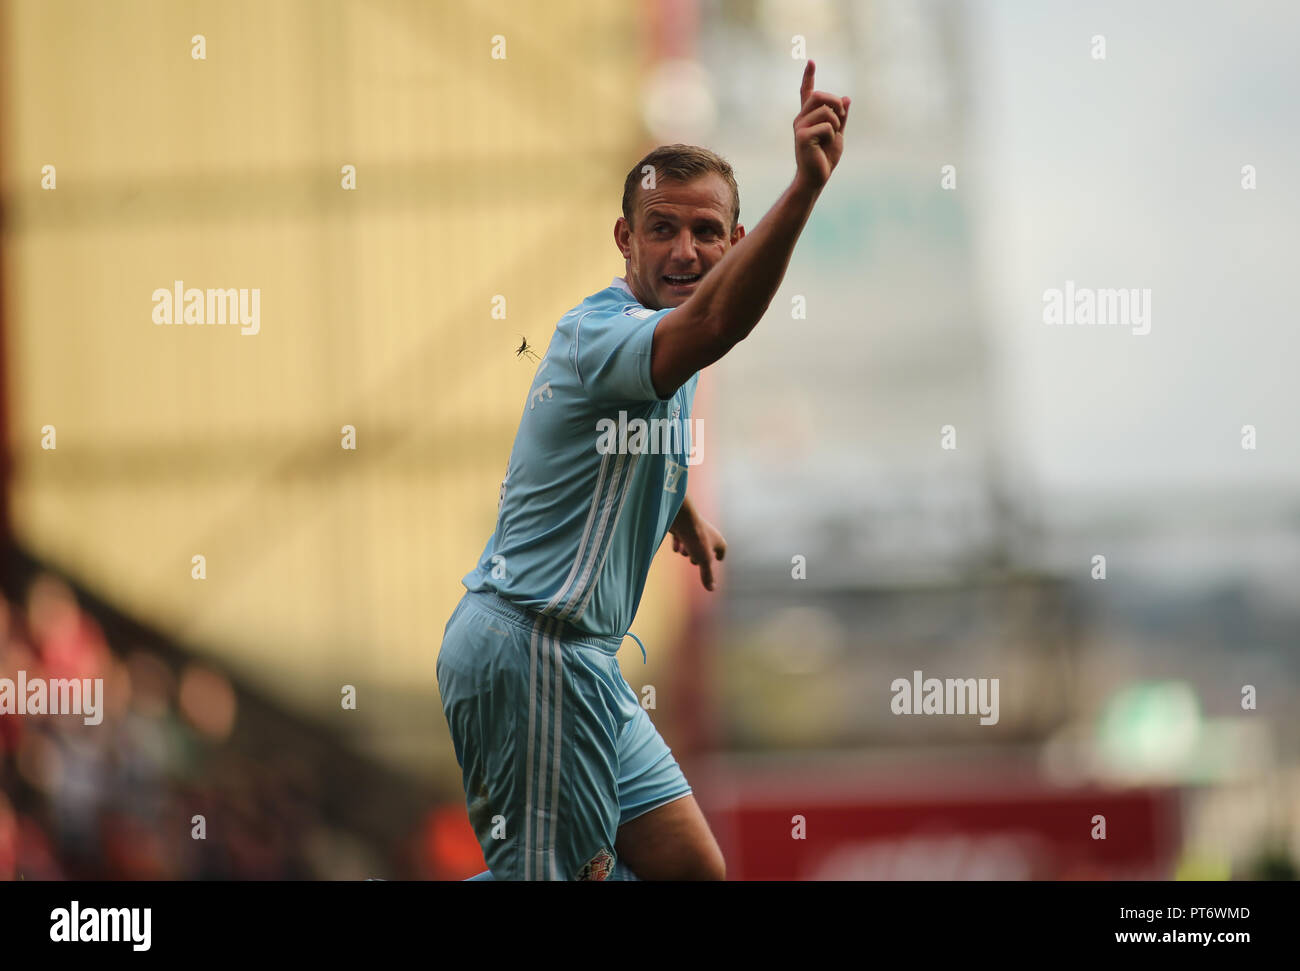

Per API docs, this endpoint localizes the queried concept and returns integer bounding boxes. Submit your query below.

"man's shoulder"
[561,278,649,325]
[551,283,647,354]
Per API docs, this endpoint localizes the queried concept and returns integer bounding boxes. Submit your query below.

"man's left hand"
[669,511,727,592]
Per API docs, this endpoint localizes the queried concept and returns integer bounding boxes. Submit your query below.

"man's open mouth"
[664,273,701,286]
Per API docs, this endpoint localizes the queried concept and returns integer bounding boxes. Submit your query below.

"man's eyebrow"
[644,210,725,229]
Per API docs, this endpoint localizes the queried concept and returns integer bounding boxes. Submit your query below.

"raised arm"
[649,61,850,398]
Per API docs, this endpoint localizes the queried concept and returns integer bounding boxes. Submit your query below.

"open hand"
[670,513,727,592]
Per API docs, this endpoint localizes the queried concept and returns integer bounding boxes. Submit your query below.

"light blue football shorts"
[436,589,693,881]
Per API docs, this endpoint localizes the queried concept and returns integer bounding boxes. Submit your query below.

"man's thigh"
[613,705,724,880]
[615,793,725,881]
[438,603,629,880]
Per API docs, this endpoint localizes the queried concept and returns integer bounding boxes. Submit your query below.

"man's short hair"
[622,144,740,235]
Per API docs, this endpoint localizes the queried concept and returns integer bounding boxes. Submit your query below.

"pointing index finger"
[800,59,815,108]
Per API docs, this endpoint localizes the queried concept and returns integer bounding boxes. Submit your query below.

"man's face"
[614,173,745,310]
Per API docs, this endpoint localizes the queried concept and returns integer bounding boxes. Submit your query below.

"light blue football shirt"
[462,276,700,638]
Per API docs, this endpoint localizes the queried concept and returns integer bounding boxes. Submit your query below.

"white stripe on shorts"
[526,617,566,880]
[523,612,543,879]
[547,622,564,879]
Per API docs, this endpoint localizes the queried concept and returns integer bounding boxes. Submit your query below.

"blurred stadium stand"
[0,547,449,879]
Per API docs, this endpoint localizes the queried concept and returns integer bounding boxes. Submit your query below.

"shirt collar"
[610,276,635,298]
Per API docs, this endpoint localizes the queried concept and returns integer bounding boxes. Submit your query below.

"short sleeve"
[571,305,674,402]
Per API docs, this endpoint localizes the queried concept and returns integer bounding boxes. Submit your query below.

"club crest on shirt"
[576,847,616,881]
[623,307,655,319]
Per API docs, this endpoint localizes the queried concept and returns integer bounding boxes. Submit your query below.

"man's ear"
[730,223,746,245]
[614,217,631,258]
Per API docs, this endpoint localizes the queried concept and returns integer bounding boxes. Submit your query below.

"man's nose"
[670,229,697,263]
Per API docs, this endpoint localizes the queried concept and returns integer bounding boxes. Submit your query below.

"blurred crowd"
[0,572,356,879]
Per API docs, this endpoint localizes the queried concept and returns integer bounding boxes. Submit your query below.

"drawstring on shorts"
[625,631,647,664]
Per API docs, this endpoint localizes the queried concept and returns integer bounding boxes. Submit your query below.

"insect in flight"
[515,335,540,363]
